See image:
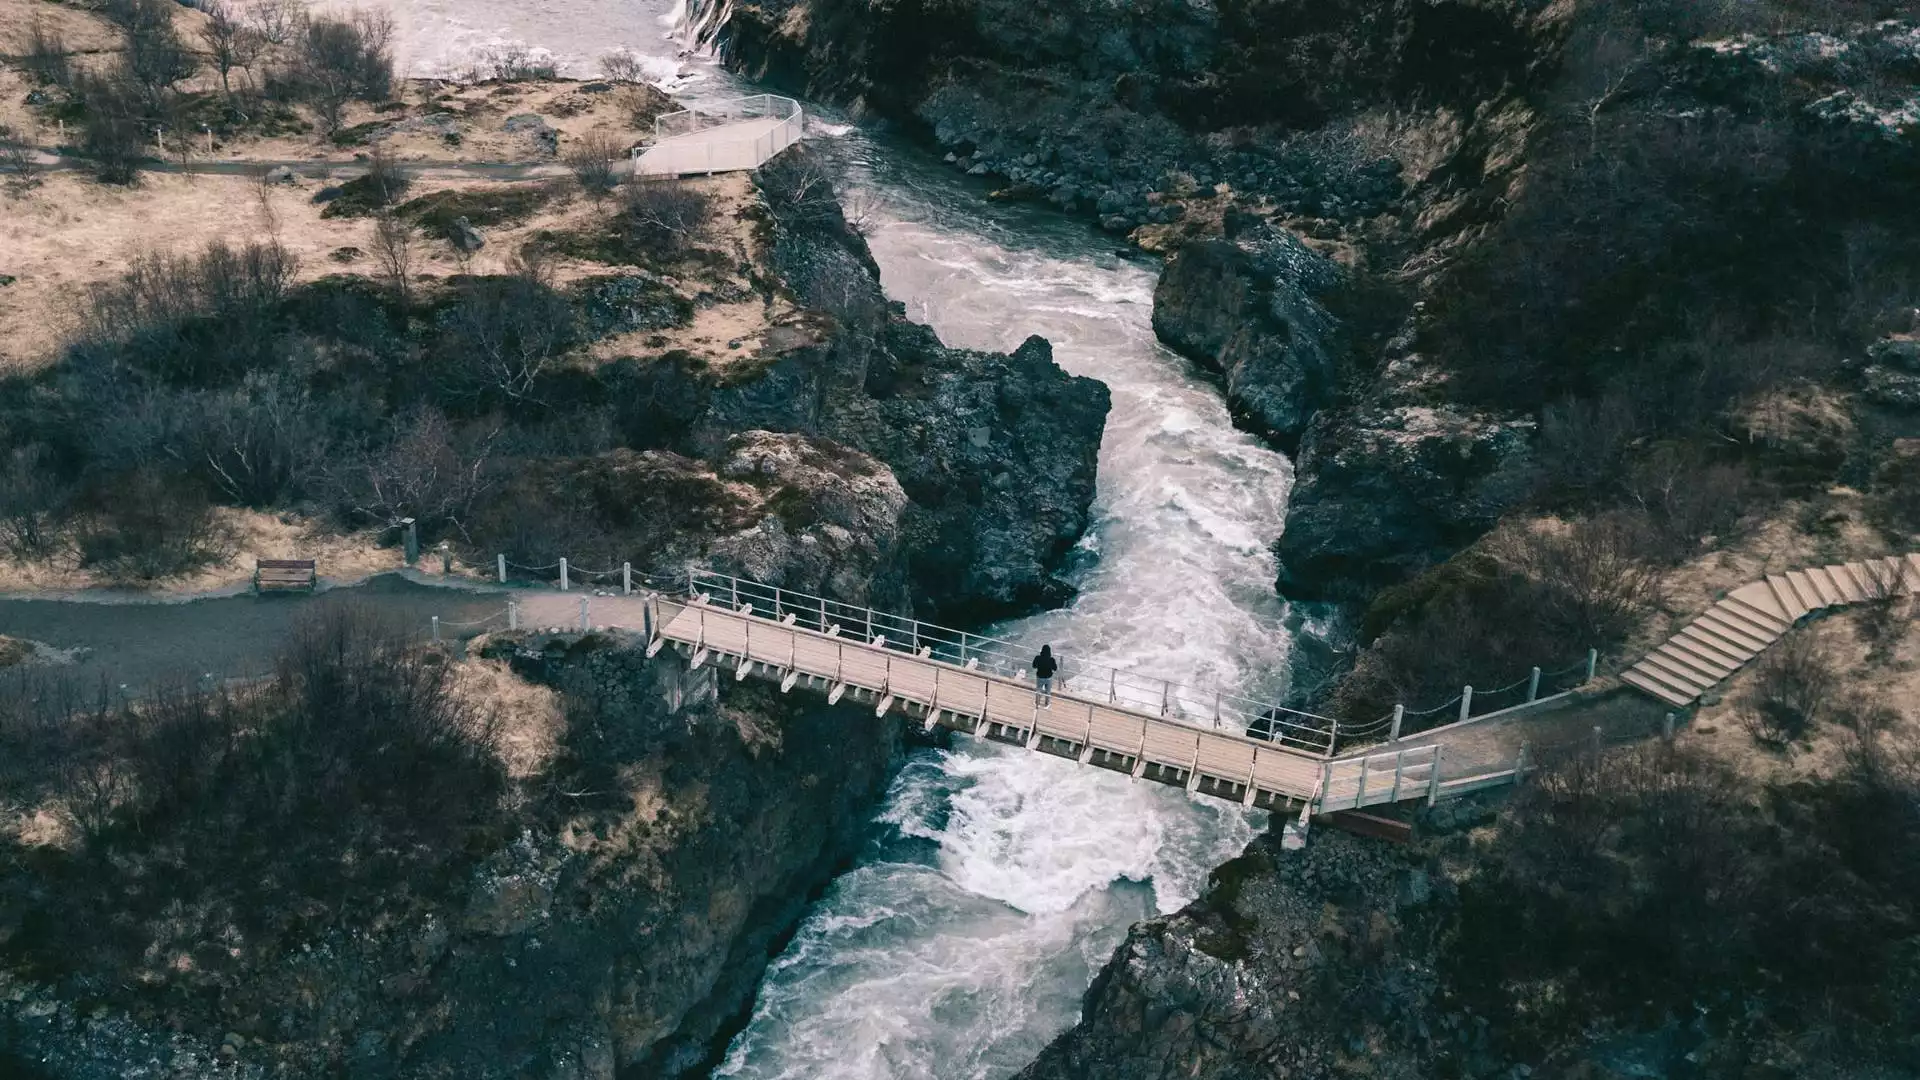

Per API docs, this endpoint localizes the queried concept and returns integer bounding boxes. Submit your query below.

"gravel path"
[0,574,514,691]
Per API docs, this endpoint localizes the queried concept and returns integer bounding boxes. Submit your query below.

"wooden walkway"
[1623,553,1920,707]
[512,590,1444,815]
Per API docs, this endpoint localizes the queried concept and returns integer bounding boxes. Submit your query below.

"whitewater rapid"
[354,10,1299,1075]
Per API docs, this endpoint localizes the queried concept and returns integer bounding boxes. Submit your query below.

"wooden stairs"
[1623,554,1920,708]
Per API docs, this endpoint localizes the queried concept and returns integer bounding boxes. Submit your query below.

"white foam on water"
[361,5,1297,1070]
[715,175,1296,1078]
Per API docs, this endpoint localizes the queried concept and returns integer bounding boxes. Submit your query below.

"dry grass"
[450,653,565,779]
[0,508,414,594]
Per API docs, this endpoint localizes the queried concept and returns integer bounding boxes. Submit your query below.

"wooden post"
[623,563,632,595]
[1586,648,1598,681]
[1389,748,1406,802]
[1354,757,1368,807]
[578,597,589,631]
[642,598,652,642]
[497,553,507,583]
[1527,666,1541,702]
[1459,685,1473,722]
[1515,742,1530,782]
[1389,704,1404,743]
[402,518,418,564]
[431,615,440,643]
[508,601,518,631]
[1426,746,1443,807]
[1592,725,1603,752]
[559,557,569,591]
[439,542,450,574]
[1663,712,1675,739]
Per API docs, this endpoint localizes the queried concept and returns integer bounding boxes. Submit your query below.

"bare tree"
[23,19,73,87]
[620,178,711,255]
[336,408,498,537]
[199,0,262,98]
[371,210,415,306]
[245,0,307,46]
[247,162,281,232]
[437,251,578,405]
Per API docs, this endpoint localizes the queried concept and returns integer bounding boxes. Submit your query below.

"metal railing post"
[731,577,739,610]
[559,557,569,591]
[1459,685,1473,722]
[1109,670,1117,703]
[773,586,783,620]
[1328,718,1339,755]
[1526,666,1541,702]
[497,553,507,583]
[1389,704,1404,743]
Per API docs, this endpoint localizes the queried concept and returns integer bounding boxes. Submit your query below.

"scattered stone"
[449,215,486,254]
[503,112,559,155]
[264,165,299,184]
[330,246,364,263]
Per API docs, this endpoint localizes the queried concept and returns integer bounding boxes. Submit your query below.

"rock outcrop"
[0,637,917,1080]
[1152,220,1343,451]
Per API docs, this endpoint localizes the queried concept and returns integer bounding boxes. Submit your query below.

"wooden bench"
[254,559,317,593]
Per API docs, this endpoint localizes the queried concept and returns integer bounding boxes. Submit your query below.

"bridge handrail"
[682,569,1339,752]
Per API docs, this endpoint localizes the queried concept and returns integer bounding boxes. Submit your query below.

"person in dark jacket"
[1032,645,1058,705]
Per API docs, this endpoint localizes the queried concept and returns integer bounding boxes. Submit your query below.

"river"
[12,10,1303,1076]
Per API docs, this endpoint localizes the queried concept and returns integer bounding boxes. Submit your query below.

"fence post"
[910,620,920,654]
[1389,704,1404,743]
[559,557,569,591]
[773,586,783,619]
[1527,666,1541,702]
[731,577,739,610]
[431,615,440,643]
[1586,648,1598,681]
[1328,718,1340,755]
[1160,681,1170,717]
[1592,725,1603,752]
[579,597,589,632]
[1515,742,1530,782]
[1663,712,1675,739]
[508,600,518,631]
[1459,685,1473,723]
[402,518,418,564]
[643,597,653,641]
[1427,746,1443,807]
[623,563,632,595]
[439,542,451,574]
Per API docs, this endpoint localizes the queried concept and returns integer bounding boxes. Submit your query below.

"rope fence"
[1336,647,1603,754]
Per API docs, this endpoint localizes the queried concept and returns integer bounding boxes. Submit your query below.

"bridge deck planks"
[652,595,1340,805]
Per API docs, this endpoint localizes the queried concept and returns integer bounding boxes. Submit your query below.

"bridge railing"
[682,570,1339,756]
[638,94,804,177]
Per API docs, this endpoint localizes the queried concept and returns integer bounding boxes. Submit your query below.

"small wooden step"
[1731,580,1790,622]
[1807,566,1847,607]
[1661,636,1739,679]
[1695,609,1773,653]
[1649,642,1730,684]
[1721,595,1790,636]
[1638,653,1712,694]
[1765,575,1808,621]
[1833,562,1871,601]
[1623,668,1695,707]
[1676,624,1754,666]
[1626,658,1702,701]
[1784,570,1824,611]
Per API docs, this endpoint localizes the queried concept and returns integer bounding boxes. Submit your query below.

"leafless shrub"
[477,43,558,82]
[0,123,39,188]
[1625,445,1753,561]
[620,178,710,255]
[331,408,498,538]
[74,468,230,582]
[245,0,306,46]
[198,0,263,97]
[119,0,199,109]
[566,129,624,197]
[361,143,410,204]
[79,239,298,382]
[291,10,395,133]
[371,211,415,305]
[435,252,579,406]
[71,69,151,184]
[1503,512,1663,644]
[0,446,68,559]
[170,374,332,506]
[598,49,645,82]
[23,19,73,87]
[1745,632,1838,749]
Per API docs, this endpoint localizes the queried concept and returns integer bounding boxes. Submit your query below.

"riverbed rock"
[1152,223,1342,451]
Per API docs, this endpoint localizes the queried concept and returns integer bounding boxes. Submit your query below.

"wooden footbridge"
[510,572,1444,818]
